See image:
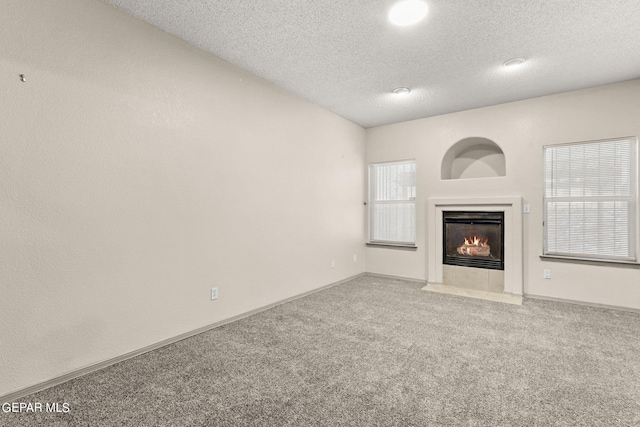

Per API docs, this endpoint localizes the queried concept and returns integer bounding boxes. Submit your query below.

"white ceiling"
[101,0,640,128]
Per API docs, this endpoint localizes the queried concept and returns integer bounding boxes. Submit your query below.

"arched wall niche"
[441,137,506,180]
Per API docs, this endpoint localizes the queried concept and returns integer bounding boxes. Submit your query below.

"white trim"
[0,273,365,402]
[539,254,640,266]
[364,272,426,283]
[526,293,640,314]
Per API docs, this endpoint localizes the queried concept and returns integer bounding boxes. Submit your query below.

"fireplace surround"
[426,197,524,298]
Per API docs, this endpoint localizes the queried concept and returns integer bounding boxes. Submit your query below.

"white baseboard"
[364,272,427,284]
[525,293,640,314]
[0,272,365,402]
[6,272,634,403]
[366,272,638,313]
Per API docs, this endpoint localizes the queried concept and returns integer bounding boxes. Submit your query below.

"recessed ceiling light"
[503,57,526,68]
[392,87,411,95]
[388,0,428,26]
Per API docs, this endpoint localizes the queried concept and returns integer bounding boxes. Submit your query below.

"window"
[543,137,638,262]
[369,159,416,245]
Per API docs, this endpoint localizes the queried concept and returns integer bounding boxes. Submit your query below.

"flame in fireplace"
[463,236,488,247]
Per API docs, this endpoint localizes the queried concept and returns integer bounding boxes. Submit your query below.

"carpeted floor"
[3,275,640,426]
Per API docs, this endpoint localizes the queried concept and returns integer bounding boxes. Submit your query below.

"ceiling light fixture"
[503,57,526,68]
[388,0,428,26]
[393,87,411,95]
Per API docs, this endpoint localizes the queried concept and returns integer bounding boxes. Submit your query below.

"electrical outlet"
[211,287,218,300]
[331,260,335,269]
[523,204,530,214]
[543,269,551,279]
[353,254,357,262]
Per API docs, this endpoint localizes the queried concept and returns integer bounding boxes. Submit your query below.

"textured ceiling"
[101,0,640,128]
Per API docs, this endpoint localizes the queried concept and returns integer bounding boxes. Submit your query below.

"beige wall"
[366,79,640,310]
[3,0,639,400]
[0,0,366,396]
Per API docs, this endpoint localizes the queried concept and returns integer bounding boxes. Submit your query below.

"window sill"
[540,255,640,267]
[366,243,418,251]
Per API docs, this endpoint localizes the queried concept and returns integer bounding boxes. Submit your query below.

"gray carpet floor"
[4,275,640,426]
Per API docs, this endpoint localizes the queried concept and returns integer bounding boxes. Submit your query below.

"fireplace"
[443,211,504,270]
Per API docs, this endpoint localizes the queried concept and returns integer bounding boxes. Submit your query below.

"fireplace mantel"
[427,197,524,296]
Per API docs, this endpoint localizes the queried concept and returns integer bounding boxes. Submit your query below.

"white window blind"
[543,137,638,261]
[369,160,416,245]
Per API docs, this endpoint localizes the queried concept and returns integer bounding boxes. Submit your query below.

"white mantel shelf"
[427,197,524,297]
